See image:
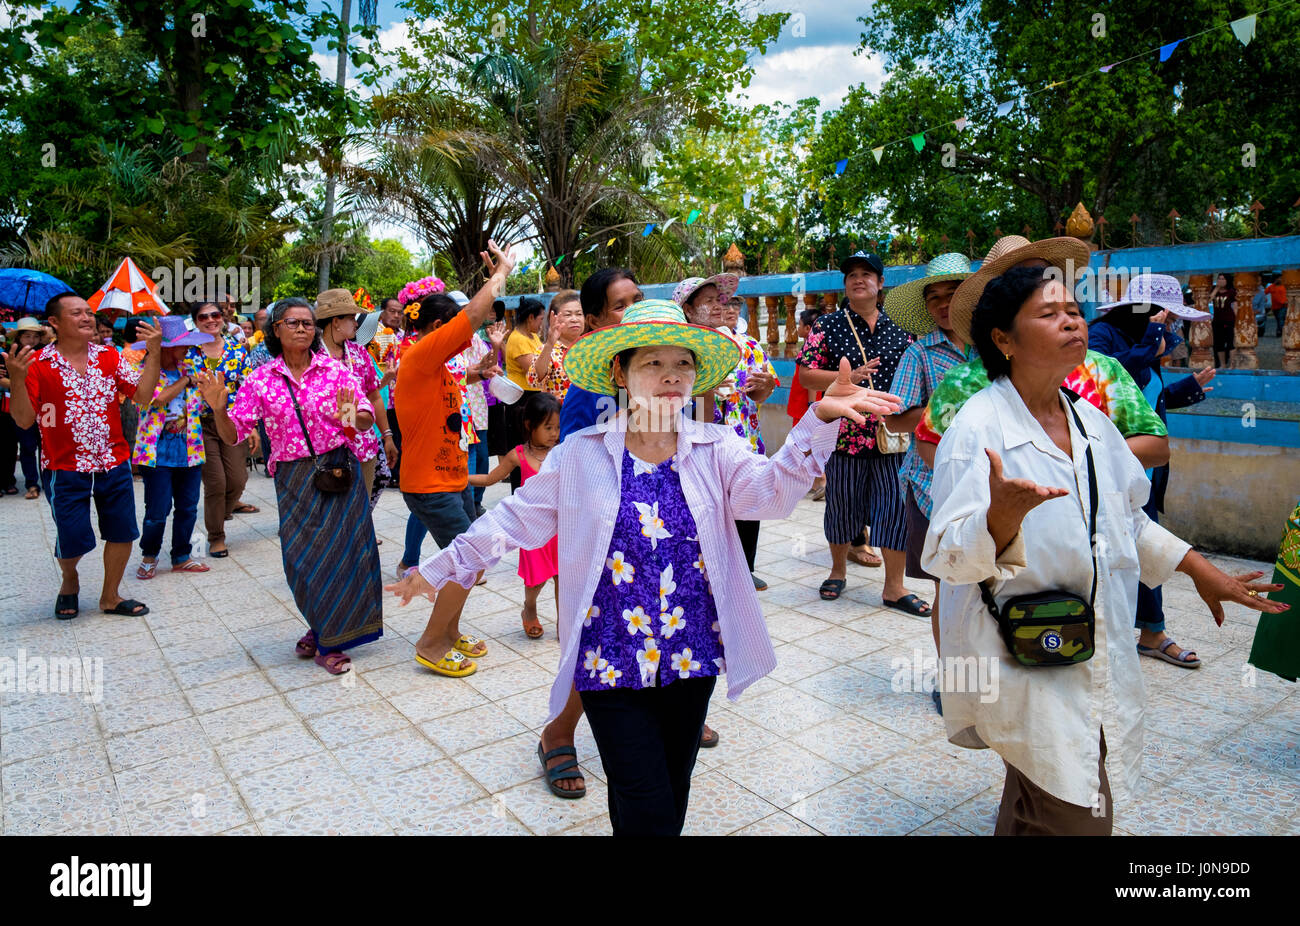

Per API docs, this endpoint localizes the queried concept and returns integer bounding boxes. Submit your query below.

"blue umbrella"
[0,268,75,316]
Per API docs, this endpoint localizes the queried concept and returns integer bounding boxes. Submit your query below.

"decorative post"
[723,242,745,276]
[1187,274,1214,367]
[783,294,798,355]
[822,291,838,311]
[1232,271,1259,369]
[744,297,760,340]
[1281,269,1300,372]
[544,266,561,293]
[764,295,780,348]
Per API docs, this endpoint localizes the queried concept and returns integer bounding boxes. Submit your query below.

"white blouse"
[922,376,1192,807]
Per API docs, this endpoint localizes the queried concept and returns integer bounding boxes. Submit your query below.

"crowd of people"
[1,236,1289,837]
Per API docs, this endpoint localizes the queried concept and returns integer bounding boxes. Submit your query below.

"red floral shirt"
[25,342,142,472]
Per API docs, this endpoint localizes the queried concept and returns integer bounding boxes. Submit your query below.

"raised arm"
[463,240,516,329]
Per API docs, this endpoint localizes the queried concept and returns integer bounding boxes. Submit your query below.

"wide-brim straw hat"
[672,273,740,308]
[315,288,362,322]
[563,299,740,397]
[882,252,974,336]
[949,235,1092,344]
[1095,272,1210,321]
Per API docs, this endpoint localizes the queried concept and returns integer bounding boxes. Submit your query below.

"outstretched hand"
[815,357,902,424]
[986,448,1069,518]
[5,343,36,380]
[192,368,228,410]
[480,239,516,285]
[1184,560,1288,627]
[385,568,437,607]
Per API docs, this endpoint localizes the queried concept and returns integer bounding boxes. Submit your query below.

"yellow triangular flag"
[607,238,616,247]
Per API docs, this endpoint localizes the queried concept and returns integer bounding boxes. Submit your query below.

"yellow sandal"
[416,650,477,678]
[453,634,488,658]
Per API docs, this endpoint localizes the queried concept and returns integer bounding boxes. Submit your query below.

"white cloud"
[731,43,885,113]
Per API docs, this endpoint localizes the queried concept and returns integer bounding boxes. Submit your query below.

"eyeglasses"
[196,312,223,322]
[276,318,314,331]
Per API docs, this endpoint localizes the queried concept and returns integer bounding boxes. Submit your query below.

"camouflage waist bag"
[978,390,1098,668]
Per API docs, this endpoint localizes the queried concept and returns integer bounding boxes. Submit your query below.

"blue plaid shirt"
[893,330,976,518]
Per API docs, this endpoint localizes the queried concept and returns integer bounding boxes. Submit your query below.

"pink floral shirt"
[338,340,381,462]
[226,352,373,474]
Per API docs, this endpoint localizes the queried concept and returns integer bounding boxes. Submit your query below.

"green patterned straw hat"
[563,299,740,397]
[882,252,974,337]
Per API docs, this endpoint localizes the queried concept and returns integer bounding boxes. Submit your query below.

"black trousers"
[579,676,716,836]
[736,519,760,572]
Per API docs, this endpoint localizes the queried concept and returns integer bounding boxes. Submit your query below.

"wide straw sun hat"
[563,299,740,397]
[882,252,974,336]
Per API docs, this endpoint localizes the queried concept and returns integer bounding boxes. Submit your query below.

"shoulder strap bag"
[845,310,910,454]
[280,373,352,494]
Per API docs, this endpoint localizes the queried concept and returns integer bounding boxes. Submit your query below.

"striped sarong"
[274,448,383,652]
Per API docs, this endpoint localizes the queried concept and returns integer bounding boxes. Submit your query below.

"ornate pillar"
[723,243,745,277]
[783,294,798,355]
[764,295,780,349]
[544,266,561,293]
[1232,271,1259,369]
[821,291,838,312]
[1187,274,1213,367]
[1282,269,1300,373]
[744,297,760,340]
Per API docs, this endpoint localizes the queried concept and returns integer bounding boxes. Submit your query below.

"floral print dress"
[575,449,724,692]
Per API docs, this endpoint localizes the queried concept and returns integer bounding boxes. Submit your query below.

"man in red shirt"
[7,292,162,619]
[1265,277,1288,338]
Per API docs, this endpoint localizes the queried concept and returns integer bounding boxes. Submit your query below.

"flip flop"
[172,559,210,573]
[296,630,317,658]
[232,504,260,514]
[883,594,931,617]
[211,549,230,558]
[136,562,157,581]
[54,593,79,620]
[699,726,720,748]
[810,486,826,501]
[102,599,149,616]
[454,634,488,658]
[819,578,846,601]
[847,548,883,568]
[314,651,351,675]
[415,650,476,678]
[751,573,768,591]
[24,486,39,499]
[537,742,587,799]
[1137,638,1201,669]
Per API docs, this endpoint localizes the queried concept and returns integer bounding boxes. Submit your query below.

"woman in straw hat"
[921,262,1287,835]
[387,298,901,835]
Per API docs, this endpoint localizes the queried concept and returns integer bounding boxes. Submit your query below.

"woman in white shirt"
[923,265,1287,836]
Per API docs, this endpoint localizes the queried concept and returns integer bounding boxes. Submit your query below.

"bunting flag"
[686,208,701,225]
[607,237,616,247]
[834,158,848,175]
[661,216,677,232]
[1099,62,1118,73]
[642,223,655,236]
[953,116,968,131]
[995,100,1014,118]
[910,133,925,152]
[743,191,752,208]
[554,254,564,266]
[1231,14,1256,46]
[1158,39,1181,62]
[871,146,884,163]
[585,244,598,253]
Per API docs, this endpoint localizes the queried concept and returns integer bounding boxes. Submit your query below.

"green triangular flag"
[910,133,925,152]
[871,146,884,163]
[1230,14,1256,46]
[554,254,564,266]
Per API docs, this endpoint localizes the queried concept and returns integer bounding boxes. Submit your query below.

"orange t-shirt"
[395,311,474,493]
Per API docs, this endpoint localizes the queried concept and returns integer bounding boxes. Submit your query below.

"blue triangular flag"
[642,223,655,236]
[743,191,752,208]
[1158,39,1181,62]
[834,158,848,175]
[995,100,1013,118]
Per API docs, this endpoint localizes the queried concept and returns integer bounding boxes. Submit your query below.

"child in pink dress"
[469,391,560,639]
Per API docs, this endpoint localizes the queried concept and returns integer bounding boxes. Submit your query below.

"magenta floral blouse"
[226,351,373,474]
[339,340,381,462]
[576,449,724,692]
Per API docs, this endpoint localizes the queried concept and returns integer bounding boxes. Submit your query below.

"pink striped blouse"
[418,405,841,722]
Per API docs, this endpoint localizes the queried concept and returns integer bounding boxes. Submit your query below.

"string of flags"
[823,8,1277,180]
[512,7,1283,276]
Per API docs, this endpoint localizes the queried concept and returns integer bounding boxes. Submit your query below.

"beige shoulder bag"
[845,311,910,454]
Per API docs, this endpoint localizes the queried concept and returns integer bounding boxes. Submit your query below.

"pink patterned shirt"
[338,340,381,462]
[227,351,373,474]
[419,406,841,723]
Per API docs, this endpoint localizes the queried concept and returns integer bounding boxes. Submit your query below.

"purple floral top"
[576,449,724,691]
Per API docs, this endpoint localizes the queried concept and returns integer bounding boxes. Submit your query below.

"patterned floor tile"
[3,775,124,835]
[331,726,445,788]
[681,771,780,835]
[715,740,851,808]
[767,643,838,685]
[233,753,358,820]
[213,722,324,779]
[3,716,104,765]
[184,671,278,715]
[790,663,896,710]
[170,651,259,689]
[388,679,489,724]
[258,800,395,835]
[367,761,489,831]
[731,811,822,836]
[1165,756,1299,827]
[284,675,381,717]
[852,690,947,743]
[197,694,299,744]
[2,744,111,798]
[419,703,531,756]
[128,779,252,835]
[861,744,1003,814]
[787,776,937,835]
[790,626,889,662]
[727,686,842,738]
[493,774,609,836]
[451,732,546,793]
[1212,722,1298,775]
[306,701,412,750]
[96,691,194,736]
[464,659,554,702]
[106,717,211,771]
[114,749,229,810]
[1121,784,1274,836]
[790,714,913,774]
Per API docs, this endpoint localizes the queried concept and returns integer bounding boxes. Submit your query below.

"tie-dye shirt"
[916,350,1167,446]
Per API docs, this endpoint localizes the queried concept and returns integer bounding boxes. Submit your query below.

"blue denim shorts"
[41,461,140,559]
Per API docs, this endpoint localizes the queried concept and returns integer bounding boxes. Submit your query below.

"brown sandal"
[847,548,883,568]
[232,503,260,514]
[522,609,544,639]
[314,651,351,675]
[296,630,316,657]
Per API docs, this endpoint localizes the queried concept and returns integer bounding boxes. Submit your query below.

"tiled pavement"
[1,472,1295,836]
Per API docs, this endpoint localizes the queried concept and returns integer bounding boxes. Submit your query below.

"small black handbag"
[281,374,353,495]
